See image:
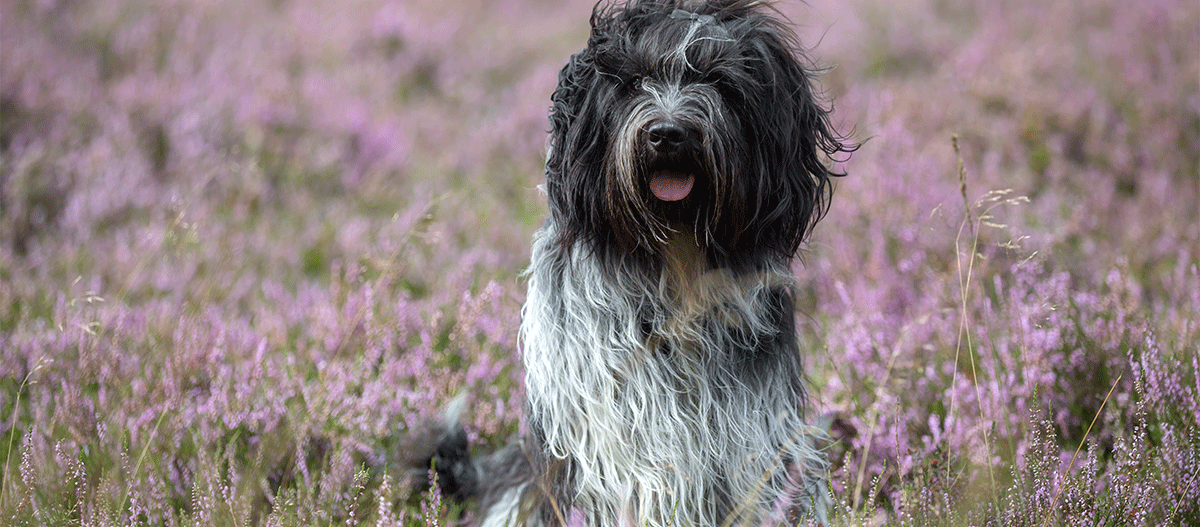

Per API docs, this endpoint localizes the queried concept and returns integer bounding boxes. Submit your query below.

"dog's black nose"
[646,121,688,153]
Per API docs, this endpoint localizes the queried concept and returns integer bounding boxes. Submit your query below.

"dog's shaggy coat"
[420,1,855,525]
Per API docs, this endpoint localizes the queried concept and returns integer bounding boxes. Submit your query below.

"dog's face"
[545,0,853,271]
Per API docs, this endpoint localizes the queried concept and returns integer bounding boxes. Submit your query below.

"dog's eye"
[615,74,643,95]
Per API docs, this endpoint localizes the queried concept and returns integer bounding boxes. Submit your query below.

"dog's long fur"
[419,1,855,525]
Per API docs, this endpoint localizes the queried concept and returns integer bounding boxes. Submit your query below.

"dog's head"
[544,0,855,271]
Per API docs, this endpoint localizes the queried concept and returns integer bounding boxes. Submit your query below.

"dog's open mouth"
[648,170,695,201]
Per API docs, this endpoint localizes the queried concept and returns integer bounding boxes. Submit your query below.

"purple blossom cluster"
[2,0,1197,525]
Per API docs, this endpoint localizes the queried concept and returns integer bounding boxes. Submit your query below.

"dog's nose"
[646,121,688,153]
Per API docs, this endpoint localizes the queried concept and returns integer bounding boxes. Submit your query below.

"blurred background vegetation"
[1,0,1197,525]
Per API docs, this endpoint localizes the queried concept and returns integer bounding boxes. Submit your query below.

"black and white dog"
[422,1,854,525]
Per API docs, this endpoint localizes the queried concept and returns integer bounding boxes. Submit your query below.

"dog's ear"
[725,25,856,263]
[547,45,597,255]
[546,50,596,176]
[544,42,608,256]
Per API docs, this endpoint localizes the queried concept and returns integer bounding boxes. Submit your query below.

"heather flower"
[2,0,1197,524]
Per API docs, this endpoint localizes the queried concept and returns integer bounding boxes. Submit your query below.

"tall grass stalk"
[951,134,997,505]
[115,408,170,519]
[1039,373,1120,527]
[1,358,49,512]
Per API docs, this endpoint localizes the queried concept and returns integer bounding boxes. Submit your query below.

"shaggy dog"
[419,0,855,525]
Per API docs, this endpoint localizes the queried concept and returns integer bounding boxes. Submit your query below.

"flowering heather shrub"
[2,0,1197,526]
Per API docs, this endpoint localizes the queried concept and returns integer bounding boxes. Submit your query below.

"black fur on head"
[544,0,856,272]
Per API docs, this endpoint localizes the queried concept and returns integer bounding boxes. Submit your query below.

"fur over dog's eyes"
[606,72,644,94]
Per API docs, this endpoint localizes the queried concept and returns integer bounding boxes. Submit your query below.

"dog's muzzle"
[645,119,698,202]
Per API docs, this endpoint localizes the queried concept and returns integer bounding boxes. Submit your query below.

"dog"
[418,1,855,525]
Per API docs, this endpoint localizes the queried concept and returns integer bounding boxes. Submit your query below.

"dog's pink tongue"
[649,171,695,201]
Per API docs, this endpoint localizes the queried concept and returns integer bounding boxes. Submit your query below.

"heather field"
[1,0,1198,525]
